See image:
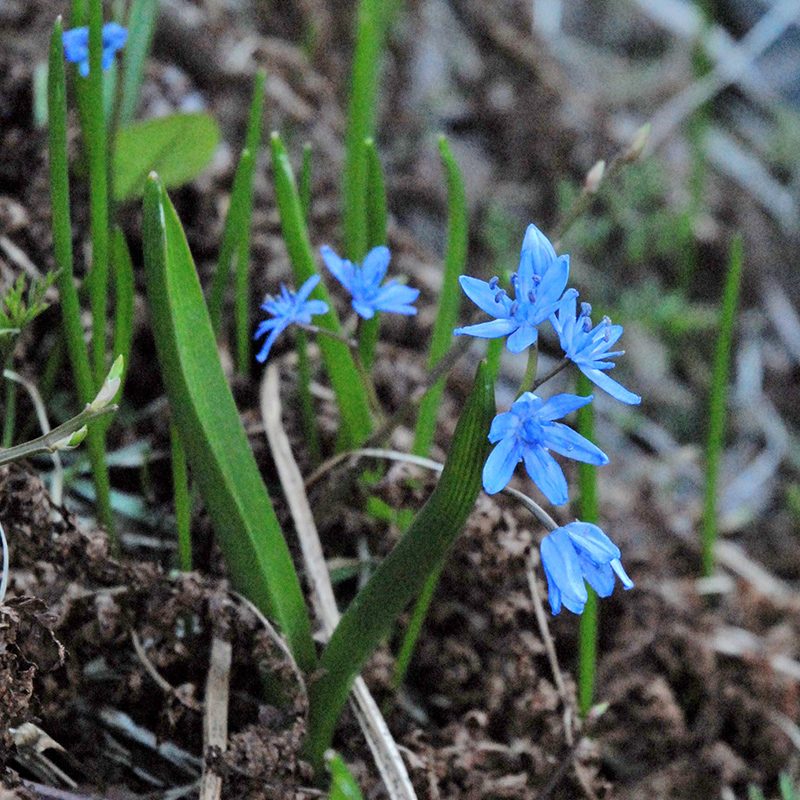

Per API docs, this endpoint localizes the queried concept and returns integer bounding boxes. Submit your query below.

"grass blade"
[412,136,467,456]
[342,0,386,261]
[119,0,158,124]
[270,132,374,447]
[357,138,388,372]
[305,362,495,771]
[49,15,114,542]
[208,148,255,338]
[300,142,313,221]
[110,227,134,397]
[142,173,316,672]
[702,233,744,576]
[327,752,365,800]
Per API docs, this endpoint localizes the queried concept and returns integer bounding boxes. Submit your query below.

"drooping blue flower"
[63,23,128,77]
[454,223,576,353]
[483,392,608,503]
[254,275,329,363]
[551,296,641,405]
[320,245,419,320]
[540,521,634,615]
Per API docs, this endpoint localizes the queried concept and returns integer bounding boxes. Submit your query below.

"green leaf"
[305,362,495,770]
[327,752,365,800]
[119,0,159,124]
[142,173,317,673]
[270,133,374,448]
[114,113,221,202]
[413,136,467,457]
[110,227,134,398]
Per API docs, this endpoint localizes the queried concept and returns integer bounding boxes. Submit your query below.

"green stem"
[2,359,17,448]
[517,342,539,397]
[576,371,599,717]
[702,233,744,576]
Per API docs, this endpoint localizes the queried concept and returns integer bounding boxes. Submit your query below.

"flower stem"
[516,342,539,398]
[532,357,570,391]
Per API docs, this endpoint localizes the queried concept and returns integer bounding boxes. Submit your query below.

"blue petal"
[611,558,634,590]
[482,435,521,494]
[459,275,512,317]
[580,366,641,405]
[521,223,557,277]
[102,22,128,50]
[541,529,588,608]
[488,410,519,443]
[254,318,280,338]
[542,422,609,466]
[63,27,89,62]
[506,323,538,353]
[578,555,616,597]
[374,282,419,314]
[534,254,570,311]
[255,324,285,363]
[352,299,376,319]
[101,50,115,70]
[523,447,569,506]
[78,59,90,78]
[563,521,620,563]
[361,246,391,286]
[542,560,563,615]
[296,274,321,303]
[454,318,518,340]
[537,393,593,421]
[302,299,329,318]
[320,246,355,292]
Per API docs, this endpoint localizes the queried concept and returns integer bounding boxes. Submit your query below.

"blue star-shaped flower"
[551,296,641,405]
[254,275,329,363]
[63,22,128,77]
[320,245,419,320]
[483,391,608,504]
[540,521,634,615]
[454,223,576,353]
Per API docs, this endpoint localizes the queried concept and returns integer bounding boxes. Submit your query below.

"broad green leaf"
[142,173,316,673]
[305,362,495,770]
[270,133,374,448]
[413,136,467,457]
[114,114,220,202]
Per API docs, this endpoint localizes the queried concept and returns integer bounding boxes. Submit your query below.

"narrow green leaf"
[209,149,255,338]
[305,362,495,770]
[327,752,365,800]
[412,136,467,456]
[270,133,374,448]
[119,0,159,124]
[49,15,114,542]
[300,143,313,221]
[343,0,386,261]
[86,0,110,389]
[142,174,316,673]
[110,227,134,397]
[357,138,387,372]
[113,113,221,201]
[702,233,744,577]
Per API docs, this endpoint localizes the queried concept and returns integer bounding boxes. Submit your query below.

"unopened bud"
[584,160,605,194]
[50,425,88,452]
[622,123,649,163]
[88,354,124,412]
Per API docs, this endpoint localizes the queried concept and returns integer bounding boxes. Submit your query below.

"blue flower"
[63,23,128,77]
[320,245,419,320]
[540,521,634,615]
[551,296,641,405]
[483,392,608,504]
[254,275,329,363]
[454,223,576,353]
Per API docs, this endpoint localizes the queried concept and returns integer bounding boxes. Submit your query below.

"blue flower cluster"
[63,23,128,77]
[455,222,637,614]
[254,246,418,360]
